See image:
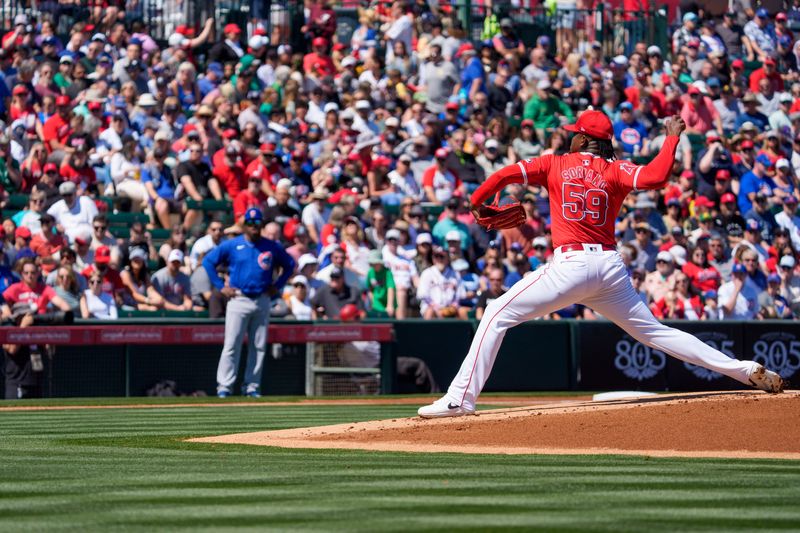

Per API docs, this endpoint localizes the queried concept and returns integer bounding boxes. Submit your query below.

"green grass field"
[1,399,799,532]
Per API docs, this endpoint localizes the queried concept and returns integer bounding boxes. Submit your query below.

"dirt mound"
[192,391,800,460]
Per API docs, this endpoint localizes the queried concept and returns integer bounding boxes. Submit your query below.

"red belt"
[557,243,616,253]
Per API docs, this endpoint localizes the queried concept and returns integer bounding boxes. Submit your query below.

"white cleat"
[748,364,785,393]
[417,398,475,419]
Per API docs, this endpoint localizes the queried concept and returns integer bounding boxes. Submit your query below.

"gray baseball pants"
[217,294,270,394]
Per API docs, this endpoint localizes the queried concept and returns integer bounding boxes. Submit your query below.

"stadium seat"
[108,212,150,226]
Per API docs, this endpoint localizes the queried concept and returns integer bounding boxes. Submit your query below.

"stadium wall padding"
[2,319,799,398]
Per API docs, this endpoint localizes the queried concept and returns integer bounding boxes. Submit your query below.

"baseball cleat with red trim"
[748,364,785,393]
[417,398,475,418]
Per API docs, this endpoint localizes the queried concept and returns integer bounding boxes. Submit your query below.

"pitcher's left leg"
[584,278,760,386]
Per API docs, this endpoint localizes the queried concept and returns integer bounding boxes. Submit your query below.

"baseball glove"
[472,193,526,231]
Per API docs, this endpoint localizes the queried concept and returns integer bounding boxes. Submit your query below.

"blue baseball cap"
[619,101,634,111]
[207,62,223,77]
[746,218,762,231]
[703,290,717,299]
[732,263,747,274]
[244,207,263,223]
[768,273,781,284]
[683,12,698,23]
[707,77,721,88]
[756,8,769,18]
[756,154,773,167]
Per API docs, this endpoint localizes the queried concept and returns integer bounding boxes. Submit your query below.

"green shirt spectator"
[366,250,395,315]
[523,80,575,131]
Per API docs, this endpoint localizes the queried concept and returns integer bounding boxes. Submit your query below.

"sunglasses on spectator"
[635,228,649,233]
[244,221,262,227]
[89,279,101,285]
[656,259,670,264]
[94,225,107,231]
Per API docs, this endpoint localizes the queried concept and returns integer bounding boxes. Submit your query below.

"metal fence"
[0,1,667,57]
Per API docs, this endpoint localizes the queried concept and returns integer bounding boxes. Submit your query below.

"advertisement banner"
[577,322,668,390]
[663,322,744,391]
[742,322,800,384]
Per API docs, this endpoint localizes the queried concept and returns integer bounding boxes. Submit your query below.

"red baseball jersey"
[471,137,679,249]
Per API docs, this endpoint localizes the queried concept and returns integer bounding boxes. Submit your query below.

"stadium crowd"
[2,1,800,323]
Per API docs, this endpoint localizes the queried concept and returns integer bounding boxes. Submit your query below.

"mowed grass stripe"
[0,402,798,532]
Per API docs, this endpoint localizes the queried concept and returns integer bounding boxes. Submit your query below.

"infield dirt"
[192,390,800,460]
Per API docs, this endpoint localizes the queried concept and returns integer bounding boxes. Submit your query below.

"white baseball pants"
[445,246,758,411]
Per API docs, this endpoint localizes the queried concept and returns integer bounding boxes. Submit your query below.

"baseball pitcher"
[419,111,785,418]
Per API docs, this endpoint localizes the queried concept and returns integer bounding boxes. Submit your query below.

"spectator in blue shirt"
[734,94,769,131]
[457,44,485,102]
[738,154,773,214]
[613,102,648,156]
[141,147,177,229]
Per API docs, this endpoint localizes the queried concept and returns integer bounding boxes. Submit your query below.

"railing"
[0,1,669,58]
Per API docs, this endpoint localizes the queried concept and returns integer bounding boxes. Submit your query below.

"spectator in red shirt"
[59,145,96,194]
[233,174,268,224]
[422,148,463,205]
[1,258,70,316]
[29,214,67,274]
[80,245,126,306]
[749,57,784,94]
[680,86,722,135]
[42,95,72,156]
[682,245,721,293]
[245,143,283,197]
[302,37,335,78]
[651,271,705,320]
[212,141,247,198]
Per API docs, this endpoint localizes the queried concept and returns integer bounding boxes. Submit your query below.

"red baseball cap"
[521,119,534,128]
[14,226,31,239]
[260,142,276,154]
[776,12,788,21]
[731,58,745,69]
[434,148,449,159]
[95,245,111,264]
[563,110,613,141]
[716,169,731,180]
[687,86,701,95]
[695,195,714,208]
[223,23,241,34]
[183,123,197,135]
[445,102,459,111]
[175,24,195,36]
[312,37,328,48]
[332,43,346,52]
[12,85,27,96]
[373,155,392,167]
[44,162,58,173]
[55,95,72,106]
[680,170,695,179]
[454,43,475,59]
[291,149,306,160]
[87,101,102,111]
[740,139,755,149]
[222,128,238,139]
[764,57,777,66]
[721,192,737,203]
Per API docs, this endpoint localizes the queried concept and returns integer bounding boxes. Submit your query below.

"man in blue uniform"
[203,208,295,397]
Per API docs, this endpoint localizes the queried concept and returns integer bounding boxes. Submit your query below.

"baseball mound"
[191,391,800,459]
